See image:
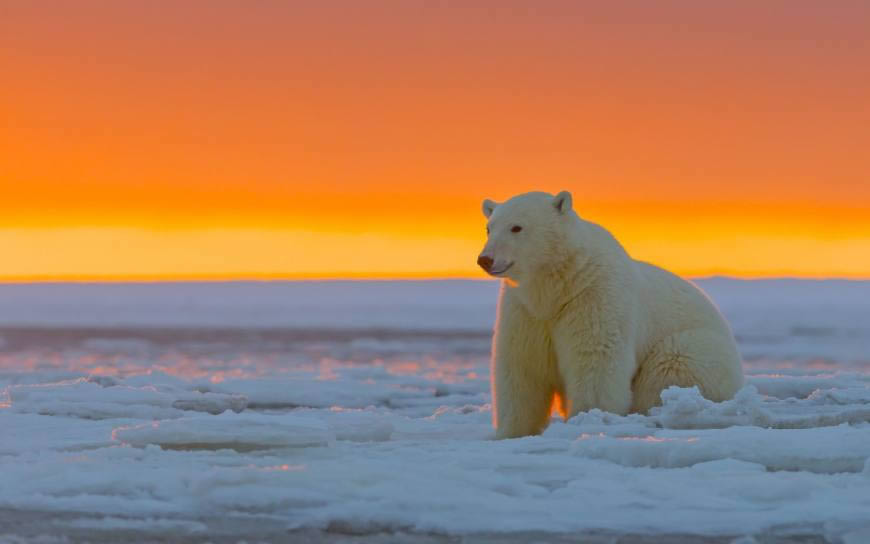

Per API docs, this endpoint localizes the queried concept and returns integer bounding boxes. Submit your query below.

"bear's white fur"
[479,191,744,439]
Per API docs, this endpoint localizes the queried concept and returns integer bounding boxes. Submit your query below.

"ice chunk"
[749,372,870,400]
[113,412,333,450]
[650,385,870,430]
[316,410,394,442]
[653,385,773,429]
[4,378,246,420]
[570,424,870,473]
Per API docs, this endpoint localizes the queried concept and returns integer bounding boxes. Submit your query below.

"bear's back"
[632,260,732,339]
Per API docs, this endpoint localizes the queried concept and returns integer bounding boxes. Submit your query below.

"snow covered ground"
[1,279,869,543]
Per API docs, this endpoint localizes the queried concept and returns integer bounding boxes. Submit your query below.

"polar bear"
[478,191,744,438]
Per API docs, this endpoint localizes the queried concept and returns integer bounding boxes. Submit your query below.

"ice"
[653,385,774,428]
[60,516,208,533]
[113,413,333,450]
[1,279,869,540]
[307,409,394,442]
[4,377,247,420]
[748,371,870,398]
[568,419,870,473]
[653,384,870,429]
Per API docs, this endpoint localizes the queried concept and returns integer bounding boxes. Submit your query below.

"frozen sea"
[1,279,869,543]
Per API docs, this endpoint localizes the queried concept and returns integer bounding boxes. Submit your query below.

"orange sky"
[2,1,869,280]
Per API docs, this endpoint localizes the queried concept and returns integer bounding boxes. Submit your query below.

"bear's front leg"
[491,290,556,439]
[553,297,637,418]
[493,350,554,439]
[552,319,636,418]
[557,348,634,417]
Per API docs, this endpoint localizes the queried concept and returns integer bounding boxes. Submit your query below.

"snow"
[5,377,247,420]
[113,413,334,450]
[1,279,869,540]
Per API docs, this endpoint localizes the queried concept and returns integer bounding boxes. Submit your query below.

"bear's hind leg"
[631,329,744,413]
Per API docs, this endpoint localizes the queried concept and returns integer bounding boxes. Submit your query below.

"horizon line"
[1,272,869,284]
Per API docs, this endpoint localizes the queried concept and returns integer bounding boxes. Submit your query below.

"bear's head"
[477,191,574,283]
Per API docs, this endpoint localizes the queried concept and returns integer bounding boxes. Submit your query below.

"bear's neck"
[512,223,605,321]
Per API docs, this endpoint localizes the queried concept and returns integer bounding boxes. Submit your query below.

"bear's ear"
[553,191,573,214]
[482,199,498,218]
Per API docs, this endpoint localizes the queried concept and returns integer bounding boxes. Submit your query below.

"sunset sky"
[2,1,869,280]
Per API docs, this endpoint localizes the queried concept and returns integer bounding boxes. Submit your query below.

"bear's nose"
[477,255,493,272]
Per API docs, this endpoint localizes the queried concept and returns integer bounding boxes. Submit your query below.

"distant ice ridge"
[1,279,869,366]
[0,280,500,330]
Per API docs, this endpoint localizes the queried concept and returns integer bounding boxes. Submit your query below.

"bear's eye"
[511,225,523,233]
